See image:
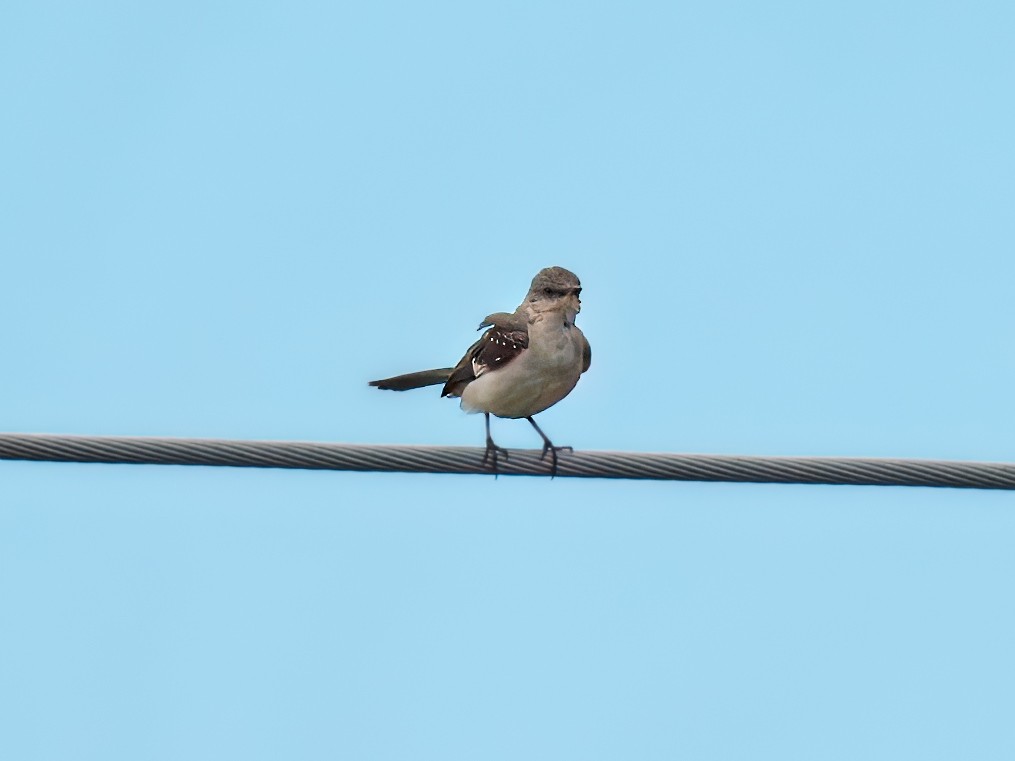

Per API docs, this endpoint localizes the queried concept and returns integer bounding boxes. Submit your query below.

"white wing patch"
[471,328,527,378]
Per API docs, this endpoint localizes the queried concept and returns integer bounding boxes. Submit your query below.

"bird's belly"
[459,341,582,419]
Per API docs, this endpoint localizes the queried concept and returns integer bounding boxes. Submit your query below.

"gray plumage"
[369,266,591,475]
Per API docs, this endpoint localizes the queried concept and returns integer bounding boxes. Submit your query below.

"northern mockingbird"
[369,266,591,476]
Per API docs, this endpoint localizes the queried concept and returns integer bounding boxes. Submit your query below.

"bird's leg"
[525,416,572,478]
[481,412,510,476]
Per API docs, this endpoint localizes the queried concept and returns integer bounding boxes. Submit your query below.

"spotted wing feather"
[472,327,528,376]
[441,326,528,398]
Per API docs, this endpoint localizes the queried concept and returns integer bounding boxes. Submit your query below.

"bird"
[369,266,591,476]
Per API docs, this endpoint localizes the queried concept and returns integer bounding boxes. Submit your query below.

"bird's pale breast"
[459,321,585,419]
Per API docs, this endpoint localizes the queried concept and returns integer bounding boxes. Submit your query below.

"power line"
[0,432,1013,489]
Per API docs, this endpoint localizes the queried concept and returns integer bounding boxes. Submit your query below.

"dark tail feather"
[369,368,454,391]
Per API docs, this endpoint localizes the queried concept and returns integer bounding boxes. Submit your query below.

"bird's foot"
[539,442,573,478]
[482,438,510,477]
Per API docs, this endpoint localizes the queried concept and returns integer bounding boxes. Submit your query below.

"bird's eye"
[543,287,557,297]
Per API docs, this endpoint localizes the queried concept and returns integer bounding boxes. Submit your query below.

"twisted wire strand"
[1,432,1014,489]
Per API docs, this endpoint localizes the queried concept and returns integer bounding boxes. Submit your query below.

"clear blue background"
[2,1,1014,758]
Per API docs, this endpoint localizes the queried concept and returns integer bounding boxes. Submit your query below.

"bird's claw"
[482,439,510,477]
[539,442,572,478]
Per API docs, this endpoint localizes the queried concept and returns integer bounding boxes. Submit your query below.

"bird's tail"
[369,368,454,391]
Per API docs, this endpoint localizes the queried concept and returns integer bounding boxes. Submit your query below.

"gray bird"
[370,266,591,476]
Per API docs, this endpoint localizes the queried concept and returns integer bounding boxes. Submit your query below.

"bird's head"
[523,266,583,324]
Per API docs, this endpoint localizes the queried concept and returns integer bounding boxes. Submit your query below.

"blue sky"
[2,1,1014,758]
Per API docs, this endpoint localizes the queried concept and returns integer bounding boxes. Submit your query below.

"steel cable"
[1,432,1014,489]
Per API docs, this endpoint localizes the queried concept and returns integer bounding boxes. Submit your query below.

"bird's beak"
[564,293,581,322]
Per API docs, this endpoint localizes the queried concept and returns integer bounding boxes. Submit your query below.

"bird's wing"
[441,315,529,398]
